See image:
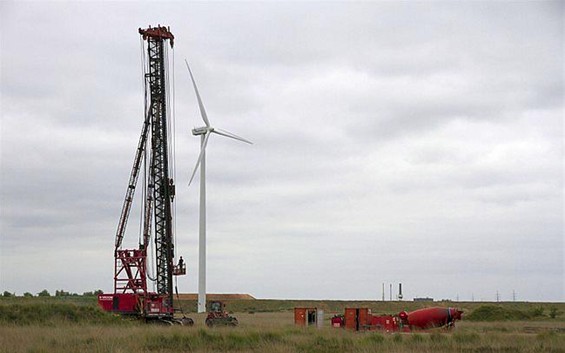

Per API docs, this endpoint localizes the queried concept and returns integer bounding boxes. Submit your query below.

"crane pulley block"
[138,25,174,47]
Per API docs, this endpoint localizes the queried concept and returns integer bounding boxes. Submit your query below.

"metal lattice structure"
[145,32,174,304]
[100,26,181,322]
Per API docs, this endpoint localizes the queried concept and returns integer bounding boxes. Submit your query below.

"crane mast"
[98,26,189,324]
[144,26,174,305]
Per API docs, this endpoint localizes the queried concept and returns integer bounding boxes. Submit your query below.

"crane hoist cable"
[169,46,179,263]
[138,131,145,247]
[138,37,148,248]
[162,44,183,313]
[164,43,180,277]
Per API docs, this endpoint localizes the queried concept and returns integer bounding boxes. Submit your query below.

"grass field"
[0,297,564,353]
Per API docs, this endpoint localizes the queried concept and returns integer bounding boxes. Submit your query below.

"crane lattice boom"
[98,26,187,323]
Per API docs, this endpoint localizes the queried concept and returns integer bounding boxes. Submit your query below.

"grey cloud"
[1,1,562,301]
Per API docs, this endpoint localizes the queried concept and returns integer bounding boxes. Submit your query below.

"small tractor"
[205,301,238,327]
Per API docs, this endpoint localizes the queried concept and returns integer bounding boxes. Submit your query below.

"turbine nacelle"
[192,126,211,136]
[185,59,252,186]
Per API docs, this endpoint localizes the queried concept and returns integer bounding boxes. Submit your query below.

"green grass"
[184,299,565,321]
[0,298,564,353]
[2,324,562,353]
[144,328,289,351]
[466,304,548,321]
[2,296,564,319]
[0,302,124,326]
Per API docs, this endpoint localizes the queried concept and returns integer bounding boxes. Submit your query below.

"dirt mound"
[177,293,255,301]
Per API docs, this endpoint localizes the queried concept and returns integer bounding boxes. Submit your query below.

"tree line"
[2,289,104,297]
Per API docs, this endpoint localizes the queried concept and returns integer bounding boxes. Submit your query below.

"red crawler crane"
[98,26,192,325]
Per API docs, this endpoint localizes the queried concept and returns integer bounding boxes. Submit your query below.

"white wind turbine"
[185,59,252,313]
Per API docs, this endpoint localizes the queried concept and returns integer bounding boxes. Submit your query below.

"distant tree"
[23,292,33,297]
[82,289,103,297]
[37,289,51,297]
[2,291,14,297]
[55,289,71,297]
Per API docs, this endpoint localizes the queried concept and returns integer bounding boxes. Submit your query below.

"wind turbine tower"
[185,60,252,313]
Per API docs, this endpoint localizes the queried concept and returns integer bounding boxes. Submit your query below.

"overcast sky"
[1,1,563,302]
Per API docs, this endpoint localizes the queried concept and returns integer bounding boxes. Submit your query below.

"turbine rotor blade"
[213,128,253,145]
[185,59,210,127]
[188,132,212,186]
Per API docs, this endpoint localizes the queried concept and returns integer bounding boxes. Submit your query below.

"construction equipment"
[333,307,463,332]
[404,307,463,330]
[205,301,238,327]
[98,25,192,325]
